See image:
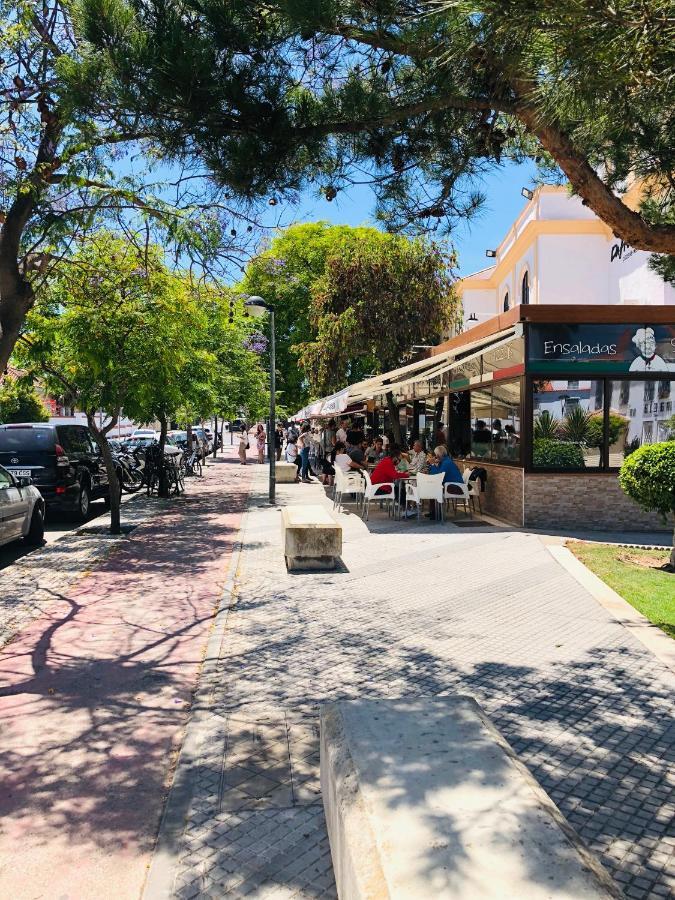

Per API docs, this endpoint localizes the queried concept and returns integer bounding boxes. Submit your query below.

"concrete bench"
[276,461,299,484]
[321,697,619,900]
[281,505,342,571]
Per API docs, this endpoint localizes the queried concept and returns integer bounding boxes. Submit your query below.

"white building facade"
[458,185,674,329]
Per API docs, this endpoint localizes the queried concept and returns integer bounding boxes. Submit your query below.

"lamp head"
[244,296,270,317]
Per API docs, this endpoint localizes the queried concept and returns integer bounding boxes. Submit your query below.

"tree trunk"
[514,94,675,254]
[212,414,218,459]
[158,413,169,498]
[670,521,675,572]
[385,391,403,446]
[87,411,122,535]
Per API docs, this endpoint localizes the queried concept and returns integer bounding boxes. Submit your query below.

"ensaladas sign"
[528,324,675,374]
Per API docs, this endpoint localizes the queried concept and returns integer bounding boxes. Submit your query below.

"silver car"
[0,464,45,548]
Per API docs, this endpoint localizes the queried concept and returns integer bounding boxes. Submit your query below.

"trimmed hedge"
[533,439,585,469]
[619,442,675,520]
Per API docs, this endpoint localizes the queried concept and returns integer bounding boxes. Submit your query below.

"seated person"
[366,437,385,463]
[333,442,353,474]
[428,445,463,484]
[347,438,368,471]
[371,446,409,500]
[405,439,427,475]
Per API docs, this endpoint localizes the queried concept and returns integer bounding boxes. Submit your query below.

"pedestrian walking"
[238,428,249,465]
[296,423,311,482]
[275,425,283,461]
[255,423,266,464]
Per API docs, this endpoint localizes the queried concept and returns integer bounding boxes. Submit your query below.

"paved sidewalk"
[0,451,252,899]
[152,468,675,900]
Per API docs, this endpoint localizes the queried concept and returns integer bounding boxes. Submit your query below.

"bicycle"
[185,448,202,478]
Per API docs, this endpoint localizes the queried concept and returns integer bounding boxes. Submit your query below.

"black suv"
[0,423,112,520]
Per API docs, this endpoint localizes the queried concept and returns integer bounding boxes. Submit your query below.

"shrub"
[533,438,585,469]
[619,442,675,570]
[533,410,559,440]
[586,412,629,448]
[559,406,592,443]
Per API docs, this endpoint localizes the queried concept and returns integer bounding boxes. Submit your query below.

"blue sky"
[261,159,540,277]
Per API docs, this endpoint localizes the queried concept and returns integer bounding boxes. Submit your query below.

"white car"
[131,428,157,440]
[0,464,45,548]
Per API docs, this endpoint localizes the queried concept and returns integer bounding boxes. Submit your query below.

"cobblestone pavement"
[0,453,252,899]
[153,467,675,900]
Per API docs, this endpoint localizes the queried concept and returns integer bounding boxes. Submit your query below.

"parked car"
[192,427,212,454]
[131,428,157,440]
[0,423,113,520]
[0,464,45,547]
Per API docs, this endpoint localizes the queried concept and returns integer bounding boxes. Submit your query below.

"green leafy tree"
[294,232,458,439]
[19,234,210,530]
[0,1,256,380]
[240,223,411,411]
[619,443,675,571]
[78,0,675,257]
[0,376,49,423]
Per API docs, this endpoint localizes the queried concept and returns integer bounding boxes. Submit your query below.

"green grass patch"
[568,542,675,639]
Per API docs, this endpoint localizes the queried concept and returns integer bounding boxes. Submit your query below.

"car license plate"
[8,469,31,478]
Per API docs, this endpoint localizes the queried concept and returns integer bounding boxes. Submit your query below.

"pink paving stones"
[0,450,252,900]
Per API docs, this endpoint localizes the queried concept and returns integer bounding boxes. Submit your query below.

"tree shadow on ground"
[0,467,251,891]
[173,558,674,900]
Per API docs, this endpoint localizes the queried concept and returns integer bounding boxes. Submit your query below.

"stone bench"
[281,505,342,571]
[321,697,619,900]
[276,461,299,484]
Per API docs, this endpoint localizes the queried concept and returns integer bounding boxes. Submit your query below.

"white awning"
[350,326,518,401]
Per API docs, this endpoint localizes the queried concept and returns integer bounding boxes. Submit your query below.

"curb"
[546,544,675,679]
[142,499,250,900]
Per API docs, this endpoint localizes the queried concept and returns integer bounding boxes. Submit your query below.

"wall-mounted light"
[521,187,534,200]
[485,249,497,258]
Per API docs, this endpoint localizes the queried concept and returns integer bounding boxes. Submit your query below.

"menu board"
[528,324,675,374]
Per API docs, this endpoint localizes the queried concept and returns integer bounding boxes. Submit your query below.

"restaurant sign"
[528,323,675,374]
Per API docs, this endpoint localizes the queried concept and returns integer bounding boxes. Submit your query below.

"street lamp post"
[244,296,276,504]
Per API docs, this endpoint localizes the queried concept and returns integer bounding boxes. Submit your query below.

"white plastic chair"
[405,472,445,522]
[361,469,396,520]
[333,465,365,511]
[462,469,483,514]
[444,480,472,517]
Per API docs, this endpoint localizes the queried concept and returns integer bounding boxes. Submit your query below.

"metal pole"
[268,309,276,504]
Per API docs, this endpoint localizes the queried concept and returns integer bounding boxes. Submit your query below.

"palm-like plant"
[534,409,560,440]
[560,406,592,443]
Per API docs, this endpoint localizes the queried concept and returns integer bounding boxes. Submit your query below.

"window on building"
[609,378,675,458]
[532,379,603,469]
[521,270,529,305]
[503,291,510,312]
[468,380,521,463]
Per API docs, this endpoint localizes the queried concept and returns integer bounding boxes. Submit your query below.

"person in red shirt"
[371,446,409,505]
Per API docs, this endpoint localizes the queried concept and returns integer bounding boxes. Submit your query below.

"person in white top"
[333,442,352,474]
[335,419,348,443]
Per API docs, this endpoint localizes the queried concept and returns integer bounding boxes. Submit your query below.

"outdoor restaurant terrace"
[291,304,675,533]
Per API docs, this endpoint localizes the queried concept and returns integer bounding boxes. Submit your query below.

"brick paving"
[0,453,252,899]
[153,467,675,900]
[0,494,155,650]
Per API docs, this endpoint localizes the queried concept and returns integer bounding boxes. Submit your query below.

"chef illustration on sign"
[629,327,672,371]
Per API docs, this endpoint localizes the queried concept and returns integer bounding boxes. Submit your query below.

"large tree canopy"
[239,222,457,410]
[76,0,675,259]
[0,0,260,379]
